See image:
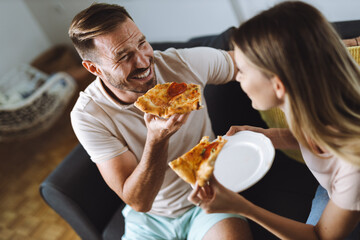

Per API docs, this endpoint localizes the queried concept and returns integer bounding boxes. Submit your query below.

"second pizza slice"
[169,136,227,187]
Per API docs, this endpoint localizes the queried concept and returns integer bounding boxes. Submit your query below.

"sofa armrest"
[39,144,125,240]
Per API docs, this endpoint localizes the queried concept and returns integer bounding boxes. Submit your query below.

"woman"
[188,1,360,239]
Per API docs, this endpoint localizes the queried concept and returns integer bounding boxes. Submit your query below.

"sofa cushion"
[103,206,126,240]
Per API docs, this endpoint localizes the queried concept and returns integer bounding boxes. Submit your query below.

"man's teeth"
[133,68,150,79]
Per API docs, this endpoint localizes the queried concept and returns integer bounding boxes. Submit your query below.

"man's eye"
[139,41,146,47]
[119,55,128,61]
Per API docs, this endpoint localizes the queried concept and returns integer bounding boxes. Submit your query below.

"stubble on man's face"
[94,18,157,95]
[103,57,157,94]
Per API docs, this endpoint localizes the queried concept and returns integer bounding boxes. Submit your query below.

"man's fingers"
[144,113,156,123]
[177,112,190,123]
[170,113,189,122]
[165,113,190,129]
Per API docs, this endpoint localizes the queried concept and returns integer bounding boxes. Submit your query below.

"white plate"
[214,131,275,192]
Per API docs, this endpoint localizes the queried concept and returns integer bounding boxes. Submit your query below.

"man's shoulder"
[154,48,180,61]
[153,47,232,86]
[72,79,101,113]
[154,47,227,70]
[154,46,222,58]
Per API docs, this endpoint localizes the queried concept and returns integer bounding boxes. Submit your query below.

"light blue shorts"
[121,205,246,240]
[306,185,360,240]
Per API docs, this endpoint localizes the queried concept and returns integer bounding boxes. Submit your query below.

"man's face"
[93,18,156,95]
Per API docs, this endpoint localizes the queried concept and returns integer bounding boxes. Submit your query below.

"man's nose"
[134,50,149,68]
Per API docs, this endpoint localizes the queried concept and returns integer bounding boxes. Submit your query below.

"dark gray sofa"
[40,20,360,240]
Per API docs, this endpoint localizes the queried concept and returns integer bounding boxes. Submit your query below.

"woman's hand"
[226,125,299,150]
[188,177,250,215]
[226,125,268,137]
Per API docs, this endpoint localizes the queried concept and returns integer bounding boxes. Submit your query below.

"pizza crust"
[169,136,227,187]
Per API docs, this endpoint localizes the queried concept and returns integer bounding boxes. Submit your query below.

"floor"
[0,64,91,239]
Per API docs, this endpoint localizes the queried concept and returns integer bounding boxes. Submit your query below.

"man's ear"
[82,60,102,77]
[271,75,286,100]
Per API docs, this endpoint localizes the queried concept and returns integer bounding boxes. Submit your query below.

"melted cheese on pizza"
[134,82,202,118]
[169,136,227,186]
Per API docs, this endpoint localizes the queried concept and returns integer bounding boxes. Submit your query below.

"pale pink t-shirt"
[71,47,234,217]
[300,144,360,211]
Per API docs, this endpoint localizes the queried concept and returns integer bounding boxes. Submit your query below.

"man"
[69,3,252,239]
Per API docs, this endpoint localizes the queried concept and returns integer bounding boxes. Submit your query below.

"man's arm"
[227,51,238,80]
[96,113,189,212]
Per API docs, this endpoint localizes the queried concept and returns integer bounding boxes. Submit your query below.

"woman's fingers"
[188,181,215,206]
[225,125,265,136]
[226,126,246,136]
[202,181,214,197]
[188,182,202,203]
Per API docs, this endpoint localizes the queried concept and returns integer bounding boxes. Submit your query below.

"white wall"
[232,0,360,22]
[112,0,239,42]
[0,0,51,76]
[1,0,359,77]
[23,0,94,46]
[25,0,360,47]
[25,0,239,45]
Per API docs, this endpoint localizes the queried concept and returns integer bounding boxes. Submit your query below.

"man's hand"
[144,113,190,142]
[97,113,191,212]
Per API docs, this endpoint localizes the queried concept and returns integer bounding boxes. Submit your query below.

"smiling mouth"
[132,68,151,79]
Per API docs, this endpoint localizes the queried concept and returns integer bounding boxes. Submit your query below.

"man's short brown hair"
[69,3,133,61]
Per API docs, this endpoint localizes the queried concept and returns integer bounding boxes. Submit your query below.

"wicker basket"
[0,64,77,141]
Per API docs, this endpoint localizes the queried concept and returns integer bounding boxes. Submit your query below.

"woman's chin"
[252,103,270,112]
[251,102,261,110]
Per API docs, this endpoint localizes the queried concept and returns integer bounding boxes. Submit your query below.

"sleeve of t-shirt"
[331,165,360,211]
[300,143,360,211]
[174,47,234,85]
[70,102,128,163]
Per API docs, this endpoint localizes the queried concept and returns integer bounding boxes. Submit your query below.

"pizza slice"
[169,136,227,187]
[134,82,203,118]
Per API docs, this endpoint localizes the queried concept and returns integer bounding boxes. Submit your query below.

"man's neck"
[100,79,141,105]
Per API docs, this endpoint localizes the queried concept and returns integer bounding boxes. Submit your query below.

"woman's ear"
[271,75,286,100]
[82,60,102,77]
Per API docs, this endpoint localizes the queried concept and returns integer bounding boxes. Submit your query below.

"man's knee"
[202,217,253,240]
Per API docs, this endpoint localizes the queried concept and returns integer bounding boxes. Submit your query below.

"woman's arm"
[246,198,360,239]
[188,178,360,239]
[226,125,299,150]
[343,36,360,47]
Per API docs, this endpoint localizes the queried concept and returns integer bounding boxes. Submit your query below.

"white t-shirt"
[300,145,360,211]
[71,47,234,217]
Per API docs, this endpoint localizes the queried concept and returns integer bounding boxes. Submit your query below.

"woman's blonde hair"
[232,1,360,166]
